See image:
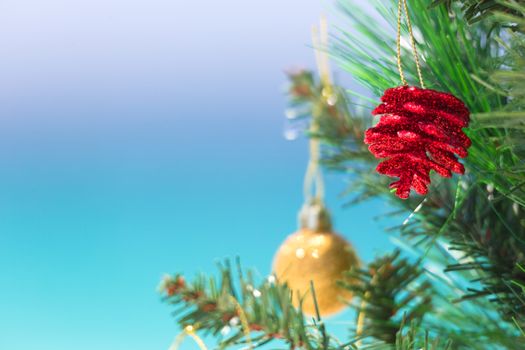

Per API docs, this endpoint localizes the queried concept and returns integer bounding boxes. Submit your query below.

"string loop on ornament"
[304,16,333,205]
[303,136,324,203]
[168,325,208,350]
[396,0,425,88]
[396,0,407,86]
[228,295,254,350]
[355,298,367,347]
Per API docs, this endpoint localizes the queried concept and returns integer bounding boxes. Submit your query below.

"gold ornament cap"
[298,200,332,232]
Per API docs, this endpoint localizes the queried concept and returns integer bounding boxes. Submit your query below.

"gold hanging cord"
[396,0,425,88]
[304,16,333,204]
[228,295,254,349]
[310,18,369,345]
[168,325,208,350]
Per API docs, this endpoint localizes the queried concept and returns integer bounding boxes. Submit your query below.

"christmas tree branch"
[340,250,433,345]
[297,0,525,332]
[159,259,342,349]
[160,257,523,349]
[429,0,525,25]
[159,259,461,349]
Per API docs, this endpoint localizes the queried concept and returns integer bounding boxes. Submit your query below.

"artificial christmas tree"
[160,0,525,348]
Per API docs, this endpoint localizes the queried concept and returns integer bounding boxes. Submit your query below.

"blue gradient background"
[0,1,392,349]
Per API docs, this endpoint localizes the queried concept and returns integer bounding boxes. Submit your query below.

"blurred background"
[0,0,392,349]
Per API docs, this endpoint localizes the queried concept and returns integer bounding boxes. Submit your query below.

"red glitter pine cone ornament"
[364,86,471,199]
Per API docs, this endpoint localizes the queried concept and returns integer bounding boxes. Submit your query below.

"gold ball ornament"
[272,203,359,317]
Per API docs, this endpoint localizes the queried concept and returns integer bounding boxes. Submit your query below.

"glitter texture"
[365,86,471,199]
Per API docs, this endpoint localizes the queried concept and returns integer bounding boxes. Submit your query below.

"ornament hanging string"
[302,117,324,203]
[312,15,369,331]
[365,0,471,199]
[168,325,208,350]
[228,295,254,350]
[304,17,333,204]
[354,296,368,347]
[396,0,425,88]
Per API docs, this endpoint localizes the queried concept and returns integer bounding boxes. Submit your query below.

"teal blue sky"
[0,1,393,349]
